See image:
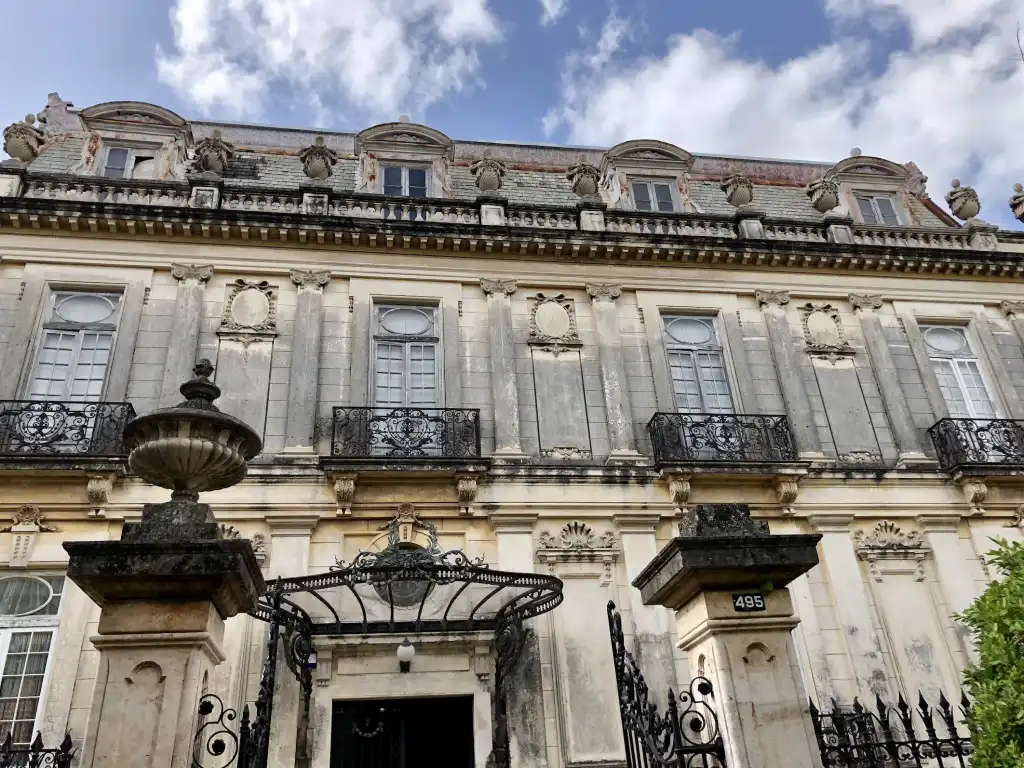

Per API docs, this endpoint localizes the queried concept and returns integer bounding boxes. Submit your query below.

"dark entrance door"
[331,696,475,768]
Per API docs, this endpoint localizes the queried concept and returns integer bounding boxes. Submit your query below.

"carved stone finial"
[192,129,235,176]
[849,294,883,313]
[945,178,980,221]
[1009,183,1024,223]
[299,135,338,180]
[290,269,330,290]
[480,278,517,297]
[721,173,754,208]
[755,289,790,309]
[470,150,507,194]
[170,263,214,284]
[806,176,839,213]
[585,283,621,301]
[2,115,44,163]
[566,154,602,200]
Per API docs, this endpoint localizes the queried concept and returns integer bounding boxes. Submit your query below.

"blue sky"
[2,0,1022,228]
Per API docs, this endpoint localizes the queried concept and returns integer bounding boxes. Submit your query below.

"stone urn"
[192,130,235,176]
[566,155,601,199]
[806,176,839,213]
[470,152,506,194]
[721,173,754,208]
[2,115,44,163]
[123,359,262,503]
[299,135,339,181]
[945,179,980,221]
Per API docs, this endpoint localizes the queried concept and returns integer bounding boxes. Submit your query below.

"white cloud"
[546,0,1024,227]
[539,0,568,26]
[156,0,502,122]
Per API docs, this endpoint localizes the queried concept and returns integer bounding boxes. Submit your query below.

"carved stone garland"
[528,293,581,355]
[800,302,853,362]
[536,521,619,583]
[853,520,928,582]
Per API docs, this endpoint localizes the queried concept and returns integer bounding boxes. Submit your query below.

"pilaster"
[284,269,330,452]
[916,513,978,662]
[159,264,213,407]
[481,279,529,462]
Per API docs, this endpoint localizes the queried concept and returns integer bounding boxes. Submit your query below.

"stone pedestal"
[634,504,823,768]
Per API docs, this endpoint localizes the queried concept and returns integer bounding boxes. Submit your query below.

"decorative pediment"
[536,520,619,582]
[80,101,191,140]
[854,520,929,582]
[830,155,910,181]
[602,139,694,172]
[355,121,454,159]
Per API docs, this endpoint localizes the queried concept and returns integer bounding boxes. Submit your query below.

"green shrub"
[958,538,1024,767]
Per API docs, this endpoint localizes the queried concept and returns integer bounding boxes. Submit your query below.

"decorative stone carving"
[721,173,754,208]
[470,151,506,194]
[1009,183,1024,223]
[36,93,83,136]
[192,130,235,176]
[755,289,790,309]
[800,303,853,359]
[849,294,883,313]
[188,186,219,209]
[774,476,799,517]
[805,176,839,213]
[219,524,242,539]
[529,293,581,354]
[87,474,114,518]
[666,472,691,516]
[171,263,214,284]
[945,179,980,221]
[566,155,602,199]
[536,520,619,582]
[290,269,330,292]
[585,283,621,301]
[302,192,329,216]
[299,136,338,180]
[959,478,987,516]
[219,280,278,336]
[901,163,929,198]
[540,447,593,460]
[432,155,453,198]
[1001,300,1024,319]
[1005,504,1024,531]
[456,475,478,516]
[1,505,59,533]
[332,474,356,517]
[357,152,378,193]
[250,533,267,563]
[854,520,928,582]
[479,278,517,297]
[2,505,57,569]
[2,115,44,163]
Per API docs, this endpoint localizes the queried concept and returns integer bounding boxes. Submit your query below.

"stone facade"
[1,96,1023,768]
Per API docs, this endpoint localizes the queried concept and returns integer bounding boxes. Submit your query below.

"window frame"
[380,165,432,198]
[100,143,159,180]
[370,301,443,409]
[853,192,903,226]
[629,177,679,213]
[660,313,736,414]
[920,323,1000,419]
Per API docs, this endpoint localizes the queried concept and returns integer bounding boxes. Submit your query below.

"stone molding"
[585,283,622,301]
[849,293,883,313]
[536,520,619,583]
[755,289,790,309]
[170,263,214,284]
[1000,300,1024,318]
[480,278,517,297]
[854,520,929,581]
[219,279,278,337]
[528,293,581,354]
[1,504,59,533]
[290,269,330,292]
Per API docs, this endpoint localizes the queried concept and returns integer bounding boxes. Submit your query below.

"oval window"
[55,294,116,324]
[666,317,714,345]
[380,308,431,336]
[0,577,53,617]
[924,326,967,354]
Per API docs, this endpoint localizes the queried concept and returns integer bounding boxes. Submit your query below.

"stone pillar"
[159,264,214,407]
[755,290,824,458]
[612,513,673,706]
[633,504,823,768]
[916,513,979,662]
[481,279,529,462]
[1001,300,1024,350]
[808,514,888,700]
[587,284,644,464]
[849,294,926,462]
[284,269,330,452]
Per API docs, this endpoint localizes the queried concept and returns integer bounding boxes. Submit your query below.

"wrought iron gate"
[607,602,726,768]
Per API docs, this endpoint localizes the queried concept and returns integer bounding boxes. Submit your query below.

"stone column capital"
[1001,300,1024,318]
[585,283,622,301]
[170,263,214,284]
[755,289,790,309]
[849,293,883,313]
[290,268,330,292]
[480,278,517,297]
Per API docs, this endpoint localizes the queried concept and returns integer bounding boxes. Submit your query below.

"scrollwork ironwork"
[0,732,75,768]
[928,417,1024,471]
[192,694,240,768]
[329,407,481,459]
[0,401,135,457]
[647,412,797,465]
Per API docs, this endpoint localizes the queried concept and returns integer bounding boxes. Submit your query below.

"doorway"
[331,696,475,768]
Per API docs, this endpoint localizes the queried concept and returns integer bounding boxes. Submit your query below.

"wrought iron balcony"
[0,401,135,459]
[928,418,1024,472]
[328,407,482,462]
[647,412,798,466]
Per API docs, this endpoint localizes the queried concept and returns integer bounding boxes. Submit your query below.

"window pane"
[382,166,403,196]
[876,197,900,226]
[407,344,437,406]
[407,168,427,197]
[631,183,652,211]
[856,197,878,224]
[932,359,970,417]
[379,307,432,336]
[103,148,129,178]
[54,293,117,324]
[0,578,52,618]
[653,184,675,212]
[956,360,996,417]
[0,631,51,745]
[696,351,734,413]
[374,343,405,406]
[669,351,703,412]
[29,332,75,400]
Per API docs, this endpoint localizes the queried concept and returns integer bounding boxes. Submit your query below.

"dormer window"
[382,166,429,198]
[102,146,157,180]
[630,179,676,213]
[855,194,901,226]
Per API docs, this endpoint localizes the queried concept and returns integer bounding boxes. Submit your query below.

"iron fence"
[647,412,797,465]
[928,417,1024,471]
[0,401,135,457]
[0,733,74,768]
[328,407,481,459]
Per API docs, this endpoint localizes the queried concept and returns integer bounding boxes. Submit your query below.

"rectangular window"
[373,305,439,408]
[631,180,676,213]
[855,194,900,226]
[921,325,996,418]
[662,315,734,414]
[28,291,122,402]
[382,166,429,198]
[101,146,157,180]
